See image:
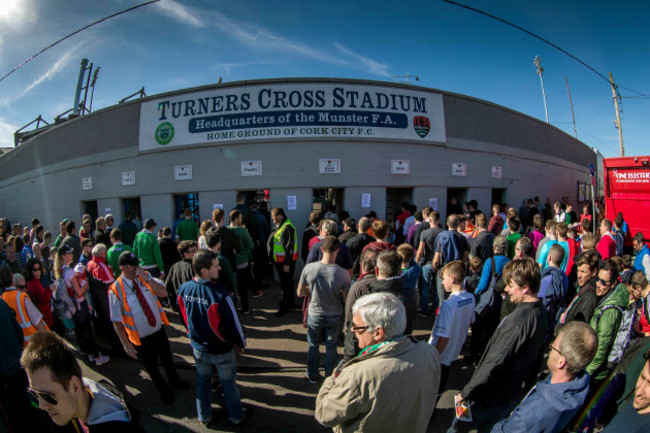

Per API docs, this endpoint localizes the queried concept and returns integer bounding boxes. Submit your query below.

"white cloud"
[154,0,205,28]
[210,60,283,75]
[208,10,344,65]
[333,43,391,77]
[12,42,83,101]
[0,117,18,148]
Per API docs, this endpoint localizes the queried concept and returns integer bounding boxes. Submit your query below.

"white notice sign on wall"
[174,165,192,181]
[241,161,262,176]
[213,203,223,210]
[452,163,467,177]
[492,166,502,178]
[361,193,371,208]
[104,208,111,215]
[391,160,410,175]
[122,171,136,185]
[319,159,341,174]
[82,177,93,190]
[429,198,438,211]
[287,196,297,210]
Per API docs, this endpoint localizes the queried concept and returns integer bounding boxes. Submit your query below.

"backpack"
[594,303,637,365]
[614,229,625,257]
[437,231,462,267]
[52,277,76,319]
[475,257,503,319]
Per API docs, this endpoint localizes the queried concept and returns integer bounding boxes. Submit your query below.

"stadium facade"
[0,77,595,243]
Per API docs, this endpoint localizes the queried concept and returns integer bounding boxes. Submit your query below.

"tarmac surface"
[77,281,478,433]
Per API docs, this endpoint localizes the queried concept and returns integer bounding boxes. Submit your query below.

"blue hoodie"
[539,266,569,329]
[492,371,591,433]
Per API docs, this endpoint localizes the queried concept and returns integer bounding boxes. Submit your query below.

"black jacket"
[343,273,377,361]
[562,277,599,325]
[301,225,319,262]
[158,237,181,272]
[207,225,241,270]
[346,233,376,278]
[368,278,419,335]
[462,300,549,409]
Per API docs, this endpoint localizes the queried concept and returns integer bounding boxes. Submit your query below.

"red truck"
[603,156,650,243]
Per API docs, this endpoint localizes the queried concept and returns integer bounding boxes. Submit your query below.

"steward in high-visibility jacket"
[269,218,298,264]
[108,274,169,346]
[0,287,48,346]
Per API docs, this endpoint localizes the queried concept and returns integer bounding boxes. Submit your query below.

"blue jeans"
[435,275,447,313]
[420,264,435,313]
[306,314,343,379]
[193,348,244,423]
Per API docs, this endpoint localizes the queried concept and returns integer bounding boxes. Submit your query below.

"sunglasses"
[27,387,58,405]
[597,278,613,286]
[32,267,42,272]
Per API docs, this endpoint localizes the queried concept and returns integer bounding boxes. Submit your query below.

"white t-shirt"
[429,291,475,366]
[109,276,162,339]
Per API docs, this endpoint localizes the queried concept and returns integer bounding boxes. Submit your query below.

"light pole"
[533,56,549,123]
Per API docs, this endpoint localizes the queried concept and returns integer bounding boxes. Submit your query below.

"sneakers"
[252,290,263,298]
[304,372,320,384]
[242,308,252,316]
[229,407,248,426]
[94,354,110,366]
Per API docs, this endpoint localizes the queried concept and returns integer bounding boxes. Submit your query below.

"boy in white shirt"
[429,260,475,400]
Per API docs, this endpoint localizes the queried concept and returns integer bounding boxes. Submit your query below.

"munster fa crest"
[413,116,430,138]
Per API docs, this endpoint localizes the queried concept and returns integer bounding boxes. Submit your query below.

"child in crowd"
[465,256,483,294]
[397,243,421,290]
[620,255,634,283]
[429,260,475,401]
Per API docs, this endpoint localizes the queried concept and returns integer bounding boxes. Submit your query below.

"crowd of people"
[0,193,649,432]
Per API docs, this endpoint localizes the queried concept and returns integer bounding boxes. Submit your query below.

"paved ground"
[77,281,477,433]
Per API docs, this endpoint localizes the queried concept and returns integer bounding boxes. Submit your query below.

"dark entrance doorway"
[313,188,345,216]
[446,188,467,217]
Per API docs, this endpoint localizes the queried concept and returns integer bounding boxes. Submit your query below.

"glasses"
[597,278,613,286]
[32,267,42,272]
[550,345,565,357]
[350,325,370,334]
[27,387,58,405]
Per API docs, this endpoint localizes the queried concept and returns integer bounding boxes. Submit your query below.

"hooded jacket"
[491,371,591,433]
[81,378,144,432]
[586,284,631,380]
[368,278,418,335]
[315,335,440,433]
[539,266,569,328]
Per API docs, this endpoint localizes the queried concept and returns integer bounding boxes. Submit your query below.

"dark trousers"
[73,300,99,357]
[438,364,451,398]
[135,327,181,392]
[275,262,295,310]
[237,266,254,310]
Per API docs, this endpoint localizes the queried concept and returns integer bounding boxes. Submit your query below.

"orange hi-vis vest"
[109,275,169,346]
[1,289,46,346]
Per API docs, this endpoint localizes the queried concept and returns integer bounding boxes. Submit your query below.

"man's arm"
[432,252,441,271]
[136,269,167,297]
[112,322,138,359]
[460,323,518,401]
[315,375,367,428]
[297,282,310,297]
[435,337,449,354]
[416,241,425,263]
[585,309,621,376]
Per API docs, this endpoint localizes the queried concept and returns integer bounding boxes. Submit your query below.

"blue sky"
[1,0,648,157]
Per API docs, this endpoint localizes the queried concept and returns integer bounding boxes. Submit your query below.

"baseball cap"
[118,251,139,266]
[144,218,157,229]
[59,245,74,255]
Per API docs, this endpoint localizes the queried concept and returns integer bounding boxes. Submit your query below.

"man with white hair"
[87,243,115,286]
[315,292,440,433]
